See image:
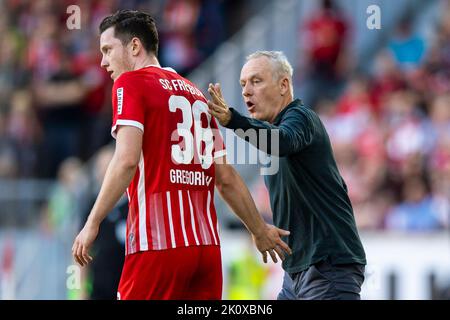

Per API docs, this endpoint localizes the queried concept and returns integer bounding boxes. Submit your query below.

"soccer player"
[72,11,291,300]
[207,51,367,300]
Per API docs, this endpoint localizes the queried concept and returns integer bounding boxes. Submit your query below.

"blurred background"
[0,0,449,300]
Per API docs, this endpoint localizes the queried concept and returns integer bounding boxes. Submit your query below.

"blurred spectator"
[73,38,112,160]
[385,176,443,231]
[388,17,426,73]
[429,165,450,229]
[194,0,226,60]
[0,113,17,178]
[424,94,450,151]
[298,0,350,108]
[41,157,87,237]
[370,51,407,115]
[39,156,87,300]
[159,0,202,75]
[34,49,87,178]
[6,90,41,177]
[384,91,429,174]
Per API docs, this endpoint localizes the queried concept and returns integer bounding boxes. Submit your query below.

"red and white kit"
[111,65,225,300]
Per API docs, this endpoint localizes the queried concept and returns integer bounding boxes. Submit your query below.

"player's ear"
[130,37,141,56]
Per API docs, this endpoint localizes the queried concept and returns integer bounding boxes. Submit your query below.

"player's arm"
[72,126,143,267]
[214,157,292,263]
[207,84,314,156]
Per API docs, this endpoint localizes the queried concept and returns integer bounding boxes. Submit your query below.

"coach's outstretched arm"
[208,84,313,157]
[214,158,292,263]
[72,126,143,267]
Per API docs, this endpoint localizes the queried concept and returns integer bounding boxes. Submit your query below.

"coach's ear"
[279,76,290,96]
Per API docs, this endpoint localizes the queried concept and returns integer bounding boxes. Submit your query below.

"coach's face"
[100,27,133,81]
[240,56,285,123]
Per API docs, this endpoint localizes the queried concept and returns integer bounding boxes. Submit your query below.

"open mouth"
[246,101,255,112]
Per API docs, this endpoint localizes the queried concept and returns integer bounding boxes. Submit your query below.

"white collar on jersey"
[142,64,177,74]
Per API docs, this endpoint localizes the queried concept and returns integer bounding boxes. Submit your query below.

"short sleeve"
[111,73,145,139]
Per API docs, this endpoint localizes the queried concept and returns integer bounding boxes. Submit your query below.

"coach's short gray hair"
[246,51,294,94]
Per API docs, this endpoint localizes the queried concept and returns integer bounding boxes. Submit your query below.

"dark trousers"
[278,258,365,300]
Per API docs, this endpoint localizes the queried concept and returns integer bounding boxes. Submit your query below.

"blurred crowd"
[287,0,450,231]
[0,0,259,179]
[0,0,449,233]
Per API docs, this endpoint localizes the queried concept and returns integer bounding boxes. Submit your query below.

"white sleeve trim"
[213,149,227,159]
[111,119,144,139]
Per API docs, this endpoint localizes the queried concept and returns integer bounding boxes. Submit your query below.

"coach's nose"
[242,82,253,97]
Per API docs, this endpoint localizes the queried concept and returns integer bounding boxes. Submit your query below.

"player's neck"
[133,56,160,71]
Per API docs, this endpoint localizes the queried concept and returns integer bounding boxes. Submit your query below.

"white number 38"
[169,95,214,169]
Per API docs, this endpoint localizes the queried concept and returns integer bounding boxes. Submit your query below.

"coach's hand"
[207,83,232,126]
[72,220,98,267]
[253,224,292,264]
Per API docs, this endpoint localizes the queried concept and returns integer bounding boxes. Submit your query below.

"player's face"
[240,57,284,123]
[100,27,133,81]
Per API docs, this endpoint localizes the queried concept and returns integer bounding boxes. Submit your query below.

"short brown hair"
[99,10,159,56]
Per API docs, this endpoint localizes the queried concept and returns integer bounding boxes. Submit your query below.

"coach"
[207,51,366,300]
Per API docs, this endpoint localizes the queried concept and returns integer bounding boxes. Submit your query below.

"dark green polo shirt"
[226,99,366,273]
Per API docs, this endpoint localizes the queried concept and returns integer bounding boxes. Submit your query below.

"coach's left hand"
[253,224,292,264]
[207,83,232,126]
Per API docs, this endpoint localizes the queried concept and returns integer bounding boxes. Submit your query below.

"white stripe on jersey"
[193,192,211,245]
[116,119,144,132]
[199,213,210,244]
[155,193,167,250]
[125,189,130,255]
[206,191,218,245]
[216,219,220,238]
[187,191,200,245]
[111,120,144,139]
[149,193,160,250]
[166,191,176,248]
[178,190,189,246]
[138,152,148,251]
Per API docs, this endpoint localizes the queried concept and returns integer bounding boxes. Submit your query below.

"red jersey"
[111,65,225,255]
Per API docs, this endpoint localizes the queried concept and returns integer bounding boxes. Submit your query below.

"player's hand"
[253,224,292,264]
[207,83,232,126]
[72,220,98,267]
